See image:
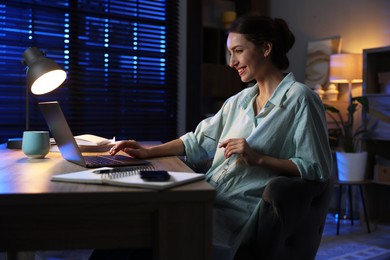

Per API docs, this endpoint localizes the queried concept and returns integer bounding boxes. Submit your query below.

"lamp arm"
[25,79,29,130]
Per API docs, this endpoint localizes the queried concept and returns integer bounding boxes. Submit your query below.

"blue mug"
[22,131,50,159]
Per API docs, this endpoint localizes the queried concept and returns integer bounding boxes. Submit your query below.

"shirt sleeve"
[180,104,227,169]
[290,95,333,181]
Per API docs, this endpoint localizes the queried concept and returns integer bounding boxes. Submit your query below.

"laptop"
[39,101,150,168]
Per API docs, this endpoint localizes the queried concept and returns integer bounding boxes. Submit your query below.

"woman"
[109,15,332,260]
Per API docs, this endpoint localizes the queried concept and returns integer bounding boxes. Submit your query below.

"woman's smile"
[237,66,246,76]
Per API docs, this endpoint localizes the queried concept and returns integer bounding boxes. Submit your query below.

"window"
[0,0,178,143]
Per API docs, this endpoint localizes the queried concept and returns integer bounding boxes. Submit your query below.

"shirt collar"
[269,72,296,107]
[240,72,296,109]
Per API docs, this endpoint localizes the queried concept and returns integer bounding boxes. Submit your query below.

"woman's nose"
[228,55,237,68]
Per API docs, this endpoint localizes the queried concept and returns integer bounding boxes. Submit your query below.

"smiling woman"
[106,14,333,260]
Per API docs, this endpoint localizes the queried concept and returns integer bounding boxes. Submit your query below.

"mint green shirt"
[180,73,332,259]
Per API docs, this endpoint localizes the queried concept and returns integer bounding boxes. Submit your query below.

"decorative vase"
[336,151,368,181]
[325,83,339,101]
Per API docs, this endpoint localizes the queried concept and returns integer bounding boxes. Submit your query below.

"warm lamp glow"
[31,69,67,94]
[329,53,362,84]
[22,47,66,95]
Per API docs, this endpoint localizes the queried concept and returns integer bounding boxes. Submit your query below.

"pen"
[93,166,151,174]
[93,169,113,174]
[93,167,129,174]
[93,168,131,174]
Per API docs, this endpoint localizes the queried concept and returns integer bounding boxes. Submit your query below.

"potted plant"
[324,96,369,181]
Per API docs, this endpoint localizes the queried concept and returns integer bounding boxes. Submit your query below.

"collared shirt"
[180,72,332,259]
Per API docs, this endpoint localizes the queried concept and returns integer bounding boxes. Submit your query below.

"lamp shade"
[22,47,66,95]
[329,53,362,84]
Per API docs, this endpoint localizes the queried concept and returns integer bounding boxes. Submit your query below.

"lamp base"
[7,138,23,149]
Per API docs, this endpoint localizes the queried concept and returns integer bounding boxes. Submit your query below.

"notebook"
[39,101,150,168]
[51,167,205,190]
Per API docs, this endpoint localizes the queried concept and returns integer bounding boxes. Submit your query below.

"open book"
[50,134,116,152]
[76,134,115,152]
[74,134,112,146]
[51,167,205,190]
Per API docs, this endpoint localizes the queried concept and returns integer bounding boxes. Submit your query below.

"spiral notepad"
[51,165,204,190]
[99,165,156,179]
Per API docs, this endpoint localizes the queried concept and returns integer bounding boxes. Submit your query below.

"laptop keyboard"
[85,156,120,166]
[84,155,149,166]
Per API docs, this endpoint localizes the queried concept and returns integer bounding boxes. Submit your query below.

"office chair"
[234,176,333,260]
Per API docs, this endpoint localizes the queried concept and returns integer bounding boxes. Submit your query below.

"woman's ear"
[263,42,272,58]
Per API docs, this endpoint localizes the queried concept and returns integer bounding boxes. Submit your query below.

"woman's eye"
[235,49,243,54]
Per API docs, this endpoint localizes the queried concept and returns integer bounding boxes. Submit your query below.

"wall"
[270,0,390,83]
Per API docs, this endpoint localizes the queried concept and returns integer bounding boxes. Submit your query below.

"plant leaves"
[323,104,340,113]
[323,96,370,153]
[352,96,369,112]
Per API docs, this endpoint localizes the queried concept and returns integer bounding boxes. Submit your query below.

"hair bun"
[274,18,295,53]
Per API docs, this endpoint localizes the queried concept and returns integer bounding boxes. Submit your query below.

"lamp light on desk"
[329,53,363,102]
[6,47,66,149]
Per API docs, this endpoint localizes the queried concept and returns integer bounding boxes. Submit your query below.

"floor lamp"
[7,47,67,149]
[329,53,363,220]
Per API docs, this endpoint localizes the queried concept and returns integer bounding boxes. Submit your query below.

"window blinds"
[0,0,178,143]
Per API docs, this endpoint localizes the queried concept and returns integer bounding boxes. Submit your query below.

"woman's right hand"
[109,140,149,158]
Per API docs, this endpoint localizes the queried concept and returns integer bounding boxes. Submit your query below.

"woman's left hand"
[219,138,261,165]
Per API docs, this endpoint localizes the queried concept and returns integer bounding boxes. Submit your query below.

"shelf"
[363,46,390,94]
[372,180,390,186]
[202,27,227,64]
[362,46,390,140]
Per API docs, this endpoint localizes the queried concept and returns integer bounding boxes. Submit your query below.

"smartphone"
[140,170,170,182]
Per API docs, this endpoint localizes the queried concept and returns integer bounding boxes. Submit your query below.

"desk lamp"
[6,47,66,149]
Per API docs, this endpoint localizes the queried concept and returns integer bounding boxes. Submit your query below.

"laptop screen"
[39,101,151,168]
[39,101,87,166]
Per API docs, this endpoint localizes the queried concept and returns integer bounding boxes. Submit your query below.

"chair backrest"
[235,176,333,260]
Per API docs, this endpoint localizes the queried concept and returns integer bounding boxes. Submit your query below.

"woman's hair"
[228,15,295,70]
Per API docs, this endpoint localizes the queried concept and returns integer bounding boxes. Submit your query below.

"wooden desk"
[0,144,215,260]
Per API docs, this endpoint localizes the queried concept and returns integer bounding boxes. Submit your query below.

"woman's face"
[227,32,265,83]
